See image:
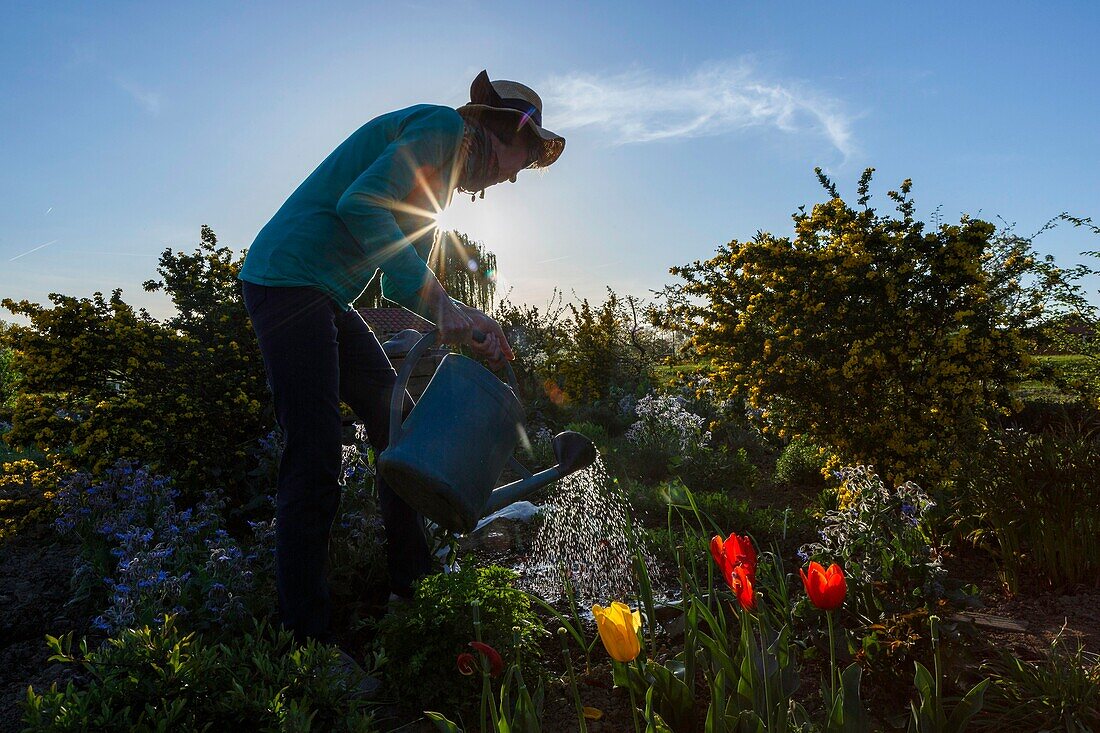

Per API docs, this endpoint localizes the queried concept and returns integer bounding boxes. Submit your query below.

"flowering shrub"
[626,392,710,453]
[799,465,943,619]
[55,462,269,635]
[2,226,270,507]
[660,169,1038,488]
[0,450,63,540]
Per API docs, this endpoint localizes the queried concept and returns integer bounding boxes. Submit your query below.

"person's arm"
[335,111,471,343]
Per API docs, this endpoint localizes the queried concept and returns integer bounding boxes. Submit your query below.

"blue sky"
[2,1,1098,322]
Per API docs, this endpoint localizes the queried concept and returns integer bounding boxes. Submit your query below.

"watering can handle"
[388,329,519,448]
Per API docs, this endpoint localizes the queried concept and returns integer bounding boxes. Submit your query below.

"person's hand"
[428,281,474,347]
[461,307,514,371]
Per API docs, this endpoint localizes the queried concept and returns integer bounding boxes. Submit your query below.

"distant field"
[654,354,1098,396]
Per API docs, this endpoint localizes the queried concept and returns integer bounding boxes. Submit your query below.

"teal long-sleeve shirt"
[239,104,465,315]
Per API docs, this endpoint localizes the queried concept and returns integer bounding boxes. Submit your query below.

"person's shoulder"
[398,104,464,135]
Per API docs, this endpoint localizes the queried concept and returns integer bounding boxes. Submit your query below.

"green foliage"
[496,289,671,421]
[907,617,988,733]
[22,615,379,732]
[373,565,545,717]
[0,319,18,421]
[562,420,609,449]
[660,169,1038,488]
[774,436,827,490]
[976,633,1100,732]
[2,226,270,506]
[952,427,1100,591]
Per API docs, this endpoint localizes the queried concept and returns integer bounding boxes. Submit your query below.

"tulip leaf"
[424,711,463,733]
[647,661,696,733]
[840,663,871,733]
[945,678,989,733]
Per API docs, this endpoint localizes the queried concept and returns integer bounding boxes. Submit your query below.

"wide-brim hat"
[456,70,565,169]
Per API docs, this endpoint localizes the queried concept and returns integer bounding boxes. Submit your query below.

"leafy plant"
[372,565,545,716]
[22,615,380,732]
[976,631,1100,732]
[774,435,827,490]
[952,427,1100,590]
[907,617,988,733]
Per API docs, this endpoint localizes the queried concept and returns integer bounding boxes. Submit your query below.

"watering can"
[377,330,597,534]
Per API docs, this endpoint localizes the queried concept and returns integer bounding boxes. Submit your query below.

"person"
[238,70,565,644]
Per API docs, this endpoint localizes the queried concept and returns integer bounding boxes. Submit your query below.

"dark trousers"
[242,281,431,642]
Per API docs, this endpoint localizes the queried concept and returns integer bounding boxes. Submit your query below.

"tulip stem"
[627,682,642,733]
[558,628,588,733]
[826,609,837,706]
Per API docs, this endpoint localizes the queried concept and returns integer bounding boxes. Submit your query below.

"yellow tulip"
[592,602,641,662]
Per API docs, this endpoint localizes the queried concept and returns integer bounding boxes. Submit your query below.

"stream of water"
[520,455,657,606]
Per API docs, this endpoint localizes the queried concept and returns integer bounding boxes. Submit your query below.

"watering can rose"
[592,601,641,662]
[799,561,847,611]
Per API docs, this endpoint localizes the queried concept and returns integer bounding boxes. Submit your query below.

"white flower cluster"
[625,392,710,453]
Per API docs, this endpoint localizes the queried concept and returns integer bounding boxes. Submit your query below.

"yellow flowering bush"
[661,170,1037,488]
[0,454,63,539]
[2,226,269,505]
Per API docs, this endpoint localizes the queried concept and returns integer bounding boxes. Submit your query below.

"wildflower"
[592,601,642,663]
[799,562,847,611]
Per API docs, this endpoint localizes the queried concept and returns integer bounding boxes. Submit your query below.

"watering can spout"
[483,431,597,516]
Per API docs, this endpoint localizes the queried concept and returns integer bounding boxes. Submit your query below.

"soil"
[0,522,90,733]
[943,546,1100,659]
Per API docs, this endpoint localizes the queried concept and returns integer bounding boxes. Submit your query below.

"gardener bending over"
[238,71,565,643]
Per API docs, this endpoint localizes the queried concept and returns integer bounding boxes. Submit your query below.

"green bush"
[372,565,544,717]
[660,169,1040,488]
[2,226,270,507]
[773,435,827,489]
[495,289,671,422]
[1001,392,1100,435]
[22,615,379,732]
[674,444,757,494]
[953,427,1100,591]
[0,320,17,422]
[562,420,610,449]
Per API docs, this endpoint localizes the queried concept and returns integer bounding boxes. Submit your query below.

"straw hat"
[457,70,565,169]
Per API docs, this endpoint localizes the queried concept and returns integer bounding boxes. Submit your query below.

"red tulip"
[456,652,476,675]
[732,564,755,610]
[799,562,847,611]
[468,641,505,677]
[710,532,757,591]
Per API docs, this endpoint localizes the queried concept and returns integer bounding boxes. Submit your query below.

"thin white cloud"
[9,239,59,262]
[116,78,163,116]
[542,62,856,159]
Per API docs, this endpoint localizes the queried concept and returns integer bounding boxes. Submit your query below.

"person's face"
[485,126,539,186]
